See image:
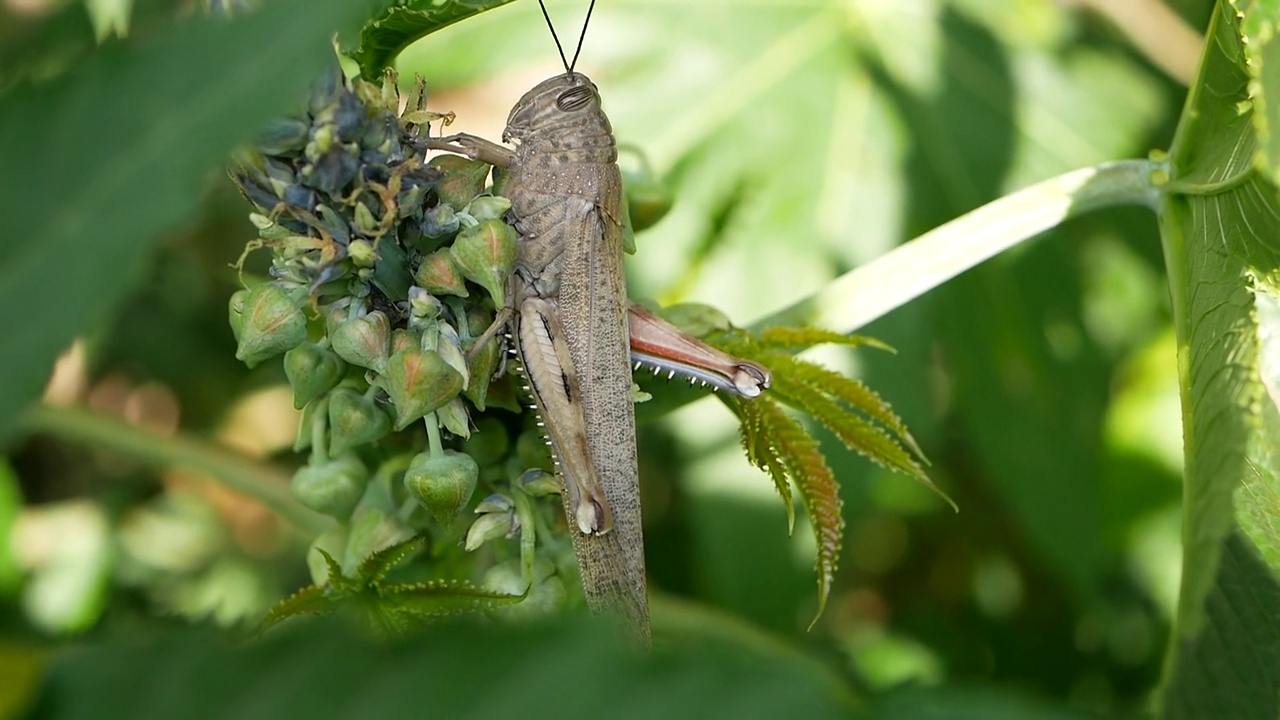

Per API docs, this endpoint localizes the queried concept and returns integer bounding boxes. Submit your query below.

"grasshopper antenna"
[538,0,598,76]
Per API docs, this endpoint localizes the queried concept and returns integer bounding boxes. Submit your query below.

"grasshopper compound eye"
[556,85,595,112]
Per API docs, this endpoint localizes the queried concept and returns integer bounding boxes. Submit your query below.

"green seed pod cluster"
[229,64,517,469]
[228,61,581,626]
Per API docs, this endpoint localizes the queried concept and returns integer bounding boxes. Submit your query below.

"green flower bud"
[484,563,568,619]
[389,328,418,356]
[235,283,307,368]
[622,166,674,232]
[404,449,479,526]
[330,310,390,373]
[436,323,470,386]
[449,219,517,309]
[307,527,349,586]
[464,195,511,223]
[428,155,492,210]
[461,418,510,468]
[475,493,513,514]
[379,71,399,112]
[517,469,560,498]
[342,506,414,572]
[294,397,320,452]
[420,203,459,238]
[408,286,444,322]
[414,249,469,298]
[228,289,249,343]
[291,453,369,519]
[491,167,509,197]
[385,347,465,430]
[464,337,499,412]
[284,343,346,409]
[324,302,348,338]
[308,122,336,157]
[353,202,379,237]
[462,307,500,411]
[327,387,392,455]
[348,238,377,268]
[436,397,471,439]
[255,117,310,156]
[464,511,513,552]
[249,213,292,241]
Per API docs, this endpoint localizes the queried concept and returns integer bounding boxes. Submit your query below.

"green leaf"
[1156,1,1280,715]
[753,397,843,625]
[754,326,892,354]
[0,459,21,593]
[350,0,519,77]
[731,396,796,534]
[1241,0,1280,185]
[868,686,1097,720]
[262,536,520,633]
[355,535,425,585]
[259,586,330,632]
[1159,532,1280,719]
[27,619,851,719]
[0,0,377,444]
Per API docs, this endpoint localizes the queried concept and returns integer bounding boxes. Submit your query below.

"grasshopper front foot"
[425,133,516,169]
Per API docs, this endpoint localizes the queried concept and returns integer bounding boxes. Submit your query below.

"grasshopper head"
[503,73,605,143]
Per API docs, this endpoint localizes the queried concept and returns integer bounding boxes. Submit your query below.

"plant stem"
[20,404,334,536]
[754,159,1162,333]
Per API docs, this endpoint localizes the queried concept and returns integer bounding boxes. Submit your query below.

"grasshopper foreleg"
[425,133,516,169]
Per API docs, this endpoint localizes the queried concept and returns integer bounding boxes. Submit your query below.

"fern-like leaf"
[755,397,843,625]
[751,326,892,354]
[259,585,331,633]
[712,332,922,459]
[259,536,521,635]
[761,349,931,468]
[771,371,954,509]
[728,396,796,534]
[384,580,528,616]
[661,316,952,623]
[357,535,427,584]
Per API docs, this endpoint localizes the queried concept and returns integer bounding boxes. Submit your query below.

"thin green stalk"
[755,159,1163,332]
[20,404,334,536]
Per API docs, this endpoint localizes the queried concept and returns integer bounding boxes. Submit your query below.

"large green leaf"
[862,6,1157,599]
[24,618,852,719]
[0,0,381,444]
[1157,0,1280,716]
[350,0,518,77]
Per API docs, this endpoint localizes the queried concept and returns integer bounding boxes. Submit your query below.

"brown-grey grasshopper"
[426,0,769,638]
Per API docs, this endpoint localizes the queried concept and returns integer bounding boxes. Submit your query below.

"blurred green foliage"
[7,0,1280,718]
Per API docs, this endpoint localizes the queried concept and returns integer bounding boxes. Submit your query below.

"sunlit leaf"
[350,0,518,76]
[0,0,375,444]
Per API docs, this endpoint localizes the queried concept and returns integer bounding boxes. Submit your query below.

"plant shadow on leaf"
[26,615,854,720]
[869,7,1110,603]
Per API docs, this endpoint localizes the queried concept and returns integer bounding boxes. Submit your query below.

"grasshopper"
[426,0,769,638]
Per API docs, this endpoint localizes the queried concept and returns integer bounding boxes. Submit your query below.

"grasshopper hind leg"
[516,297,614,535]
